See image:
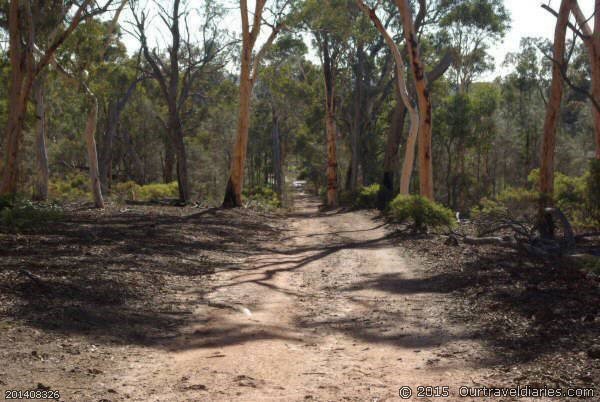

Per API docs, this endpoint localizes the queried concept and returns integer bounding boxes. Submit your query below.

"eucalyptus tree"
[257,35,310,200]
[0,0,115,197]
[354,0,453,204]
[132,0,230,203]
[356,0,418,196]
[223,0,291,208]
[547,0,600,159]
[297,0,356,207]
[539,0,571,238]
[502,38,550,174]
[437,0,509,93]
[53,1,129,208]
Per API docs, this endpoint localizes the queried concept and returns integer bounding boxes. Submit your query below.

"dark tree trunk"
[171,121,189,202]
[321,36,338,208]
[271,111,284,199]
[164,136,175,183]
[380,95,407,202]
[33,74,49,201]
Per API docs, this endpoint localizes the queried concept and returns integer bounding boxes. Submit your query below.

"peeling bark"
[322,37,338,208]
[395,0,434,200]
[539,0,571,238]
[84,97,104,208]
[0,0,94,196]
[357,0,419,197]
[223,0,282,207]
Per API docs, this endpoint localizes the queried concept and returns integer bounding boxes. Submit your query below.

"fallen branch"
[18,269,44,286]
[477,222,532,239]
[464,236,516,246]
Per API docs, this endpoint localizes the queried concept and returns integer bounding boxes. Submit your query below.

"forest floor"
[0,189,598,401]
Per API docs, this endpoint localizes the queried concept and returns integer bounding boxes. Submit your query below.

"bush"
[354,184,380,209]
[0,199,63,231]
[49,173,91,202]
[470,197,508,220]
[112,181,141,201]
[112,181,179,202]
[387,194,455,232]
[243,186,281,209]
[527,167,598,228]
[496,186,538,218]
[471,166,600,230]
[137,182,179,201]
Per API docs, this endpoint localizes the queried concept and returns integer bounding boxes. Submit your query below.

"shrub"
[470,197,508,220]
[0,199,63,231]
[354,184,380,209]
[49,173,91,202]
[243,186,281,209]
[112,181,178,202]
[137,182,179,201]
[496,186,538,218]
[112,181,141,201]
[525,166,598,228]
[473,166,600,230]
[387,194,455,232]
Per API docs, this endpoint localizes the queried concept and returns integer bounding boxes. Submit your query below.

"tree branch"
[541,3,587,42]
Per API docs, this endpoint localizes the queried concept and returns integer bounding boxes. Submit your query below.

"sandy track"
[119,191,494,401]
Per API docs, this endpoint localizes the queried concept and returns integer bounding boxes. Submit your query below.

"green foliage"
[353,184,381,210]
[49,173,91,202]
[0,198,63,231]
[112,181,141,202]
[137,182,179,201]
[243,186,281,209]
[112,181,179,202]
[495,186,538,217]
[470,185,537,226]
[473,165,600,229]
[387,195,455,232]
[470,197,508,221]
[576,255,600,276]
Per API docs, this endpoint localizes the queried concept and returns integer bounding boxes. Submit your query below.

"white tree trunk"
[356,0,419,195]
[84,97,104,208]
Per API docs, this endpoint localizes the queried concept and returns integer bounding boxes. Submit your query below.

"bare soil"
[0,190,598,401]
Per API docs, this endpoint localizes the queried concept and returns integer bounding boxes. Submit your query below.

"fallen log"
[464,236,517,247]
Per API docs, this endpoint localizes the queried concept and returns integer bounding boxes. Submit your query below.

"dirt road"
[115,191,494,401]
